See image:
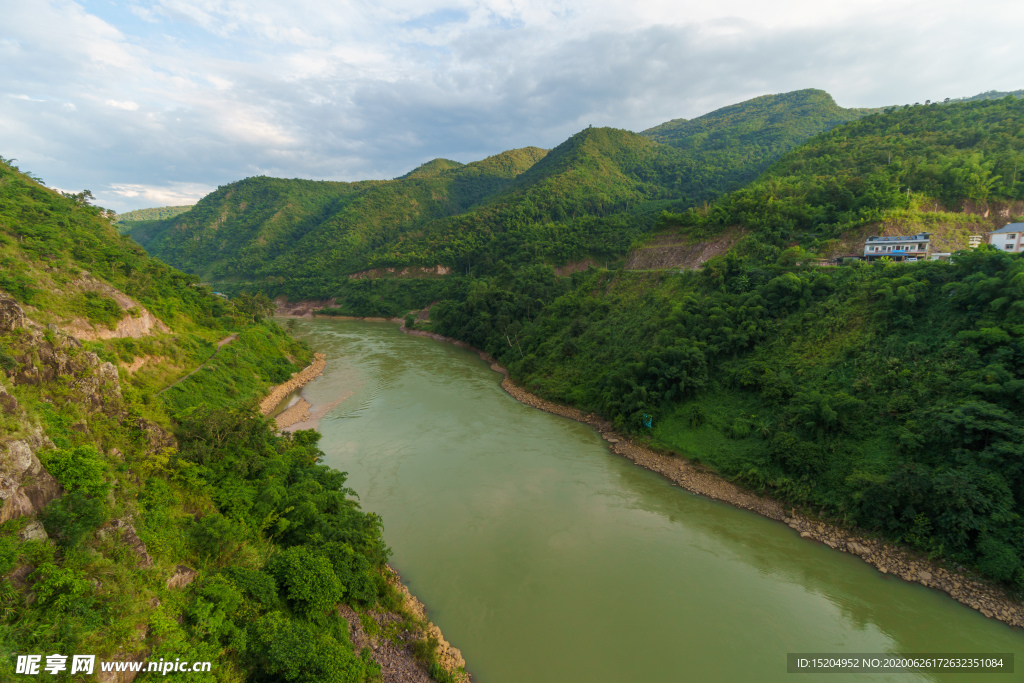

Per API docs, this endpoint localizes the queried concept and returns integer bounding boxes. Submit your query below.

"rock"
[97,520,153,568]
[0,440,63,523]
[846,541,872,557]
[918,570,932,583]
[166,565,197,590]
[799,531,812,539]
[5,564,34,590]
[607,438,619,444]
[0,297,24,332]
[108,447,124,461]
[96,652,147,683]
[18,519,48,542]
[134,419,174,454]
[0,389,18,415]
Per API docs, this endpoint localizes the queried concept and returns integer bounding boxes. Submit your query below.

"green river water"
[284,318,1022,682]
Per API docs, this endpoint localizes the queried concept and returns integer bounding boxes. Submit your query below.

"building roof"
[865,233,930,242]
[991,222,1024,234]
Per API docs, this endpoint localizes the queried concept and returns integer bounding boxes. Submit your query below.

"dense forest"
[640,88,879,199]
[425,96,1024,590]
[128,90,868,296]
[114,205,194,224]
[125,94,1024,592]
[666,95,1024,249]
[0,159,456,681]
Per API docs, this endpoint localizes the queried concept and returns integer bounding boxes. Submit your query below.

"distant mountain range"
[127,89,876,294]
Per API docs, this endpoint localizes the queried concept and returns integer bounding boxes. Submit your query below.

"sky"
[1,0,1022,212]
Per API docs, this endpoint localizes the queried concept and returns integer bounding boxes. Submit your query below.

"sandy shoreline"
[399,324,1024,629]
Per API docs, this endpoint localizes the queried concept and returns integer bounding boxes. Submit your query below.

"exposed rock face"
[0,386,18,415]
[62,275,169,341]
[166,565,197,590]
[97,519,153,568]
[5,564,34,590]
[0,440,63,523]
[18,520,49,542]
[3,327,122,412]
[0,297,24,332]
[134,419,175,454]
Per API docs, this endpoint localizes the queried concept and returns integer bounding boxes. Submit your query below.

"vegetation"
[0,158,448,681]
[120,93,1024,594]
[662,95,1024,249]
[425,97,1024,590]
[640,89,880,200]
[113,205,194,233]
[128,89,871,303]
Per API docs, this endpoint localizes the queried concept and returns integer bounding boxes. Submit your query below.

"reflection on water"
[283,318,1023,683]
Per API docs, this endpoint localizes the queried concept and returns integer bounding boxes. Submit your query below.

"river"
[283,318,1022,682]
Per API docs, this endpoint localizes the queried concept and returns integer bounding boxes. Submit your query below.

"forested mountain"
[640,89,880,200]
[120,94,1024,591]
[129,89,872,296]
[427,96,1024,591]
[114,205,193,223]
[130,147,549,284]
[0,158,448,681]
[667,94,1024,250]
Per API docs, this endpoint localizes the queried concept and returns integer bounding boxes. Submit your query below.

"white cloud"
[106,99,139,110]
[107,181,212,206]
[0,0,1021,212]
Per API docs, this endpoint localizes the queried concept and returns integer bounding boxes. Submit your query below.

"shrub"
[268,546,344,622]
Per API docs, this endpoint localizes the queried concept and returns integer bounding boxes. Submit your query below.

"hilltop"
[641,89,880,200]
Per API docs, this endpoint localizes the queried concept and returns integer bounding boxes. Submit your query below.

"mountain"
[427,97,1024,591]
[0,158,447,681]
[130,147,550,286]
[128,89,876,306]
[113,205,193,224]
[640,89,880,199]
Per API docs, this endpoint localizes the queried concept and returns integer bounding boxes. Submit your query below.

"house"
[968,234,984,249]
[988,223,1024,253]
[863,232,930,261]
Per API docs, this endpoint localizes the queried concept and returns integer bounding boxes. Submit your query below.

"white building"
[863,232,931,261]
[988,223,1024,253]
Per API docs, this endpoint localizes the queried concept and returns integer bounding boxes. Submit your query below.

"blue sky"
[1,0,1022,212]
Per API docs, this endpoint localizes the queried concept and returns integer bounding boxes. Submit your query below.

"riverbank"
[336,566,470,683]
[258,352,326,428]
[399,324,1024,630]
[258,334,472,681]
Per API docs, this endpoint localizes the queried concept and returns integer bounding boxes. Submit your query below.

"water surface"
[286,318,1022,682]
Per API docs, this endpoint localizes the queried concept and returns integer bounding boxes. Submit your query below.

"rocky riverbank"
[258,352,326,428]
[335,566,469,683]
[399,324,1024,630]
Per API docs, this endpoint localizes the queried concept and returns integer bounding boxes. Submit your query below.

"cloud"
[106,181,213,206]
[0,0,1021,211]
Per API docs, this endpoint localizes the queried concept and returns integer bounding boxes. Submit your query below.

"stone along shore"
[258,352,327,428]
[400,325,1024,630]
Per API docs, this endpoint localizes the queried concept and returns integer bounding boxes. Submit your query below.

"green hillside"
[130,147,549,286]
[0,158,450,681]
[116,92,1024,598]
[425,97,1024,591]
[671,95,1024,250]
[640,89,880,200]
[114,205,194,224]
[130,89,873,303]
